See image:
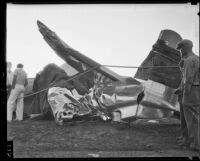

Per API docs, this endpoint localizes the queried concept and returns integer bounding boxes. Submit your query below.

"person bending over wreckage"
[28,63,113,125]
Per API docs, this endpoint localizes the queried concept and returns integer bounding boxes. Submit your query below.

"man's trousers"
[182,86,200,150]
[7,84,25,121]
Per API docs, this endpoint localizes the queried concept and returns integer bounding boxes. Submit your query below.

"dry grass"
[7,117,198,158]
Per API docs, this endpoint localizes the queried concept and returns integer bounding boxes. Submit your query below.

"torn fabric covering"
[46,76,179,124]
[134,30,182,89]
[61,55,113,89]
[28,63,92,117]
[46,77,144,124]
[47,87,93,125]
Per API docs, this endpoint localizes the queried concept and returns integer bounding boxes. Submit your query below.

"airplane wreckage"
[25,20,183,125]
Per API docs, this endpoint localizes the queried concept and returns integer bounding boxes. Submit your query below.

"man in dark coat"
[177,39,200,151]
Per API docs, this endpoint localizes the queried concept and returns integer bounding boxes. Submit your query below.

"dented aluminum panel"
[97,79,179,122]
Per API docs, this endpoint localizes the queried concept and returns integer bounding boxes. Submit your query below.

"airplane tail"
[134,29,182,89]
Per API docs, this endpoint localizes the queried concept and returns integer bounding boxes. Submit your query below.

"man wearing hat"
[176,39,200,151]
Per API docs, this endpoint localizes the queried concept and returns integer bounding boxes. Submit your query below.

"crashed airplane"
[26,20,183,125]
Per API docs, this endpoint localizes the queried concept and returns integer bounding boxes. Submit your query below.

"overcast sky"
[7,3,199,78]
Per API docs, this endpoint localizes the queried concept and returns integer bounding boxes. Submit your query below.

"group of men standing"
[7,62,28,122]
[175,39,200,152]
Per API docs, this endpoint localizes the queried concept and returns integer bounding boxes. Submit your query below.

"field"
[7,115,199,158]
[7,86,199,158]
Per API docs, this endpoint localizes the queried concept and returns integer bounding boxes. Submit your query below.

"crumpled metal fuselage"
[47,78,179,125]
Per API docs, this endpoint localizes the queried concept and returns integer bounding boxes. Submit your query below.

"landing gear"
[111,111,131,129]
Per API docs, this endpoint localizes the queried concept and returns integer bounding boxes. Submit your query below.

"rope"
[103,65,179,69]
[152,50,179,63]
[17,66,99,99]
[16,64,180,100]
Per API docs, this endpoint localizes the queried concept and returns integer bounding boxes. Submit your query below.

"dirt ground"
[7,114,199,158]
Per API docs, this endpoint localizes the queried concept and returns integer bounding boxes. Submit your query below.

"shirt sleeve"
[184,58,196,85]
